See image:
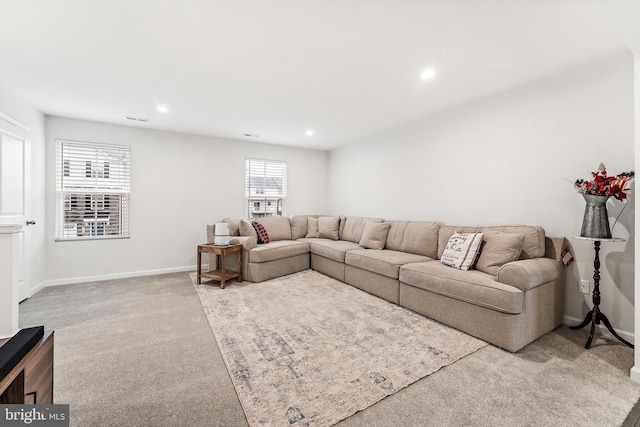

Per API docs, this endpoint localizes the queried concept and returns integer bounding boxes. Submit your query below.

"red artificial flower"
[574,163,635,201]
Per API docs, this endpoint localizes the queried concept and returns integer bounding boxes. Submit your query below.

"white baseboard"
[30,280,47,297]
[631,366,640,384]
[562,315,634,345]
[41,265,202,288]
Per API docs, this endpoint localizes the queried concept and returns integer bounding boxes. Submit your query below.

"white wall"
[0,82,47,293]
[328,53,635,339]
[45,117,328,284]
[632,54,640,382]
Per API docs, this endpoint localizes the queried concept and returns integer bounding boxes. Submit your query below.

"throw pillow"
[252,221,270,244]
[359,222,392,250]
[475,230,525,276]
[318,216,340,240]
[306,217,319,238]
[221,218,240,236]
[440,232,484,271]
[290,215,308,240]
[239,219,258,241]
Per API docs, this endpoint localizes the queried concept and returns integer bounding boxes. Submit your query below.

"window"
[55,140,131,240]
[245,158,287,218]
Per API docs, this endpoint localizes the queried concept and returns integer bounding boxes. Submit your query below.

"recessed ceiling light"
[421,69,436,80]
[157,105,169,113]
[306,129,314,136]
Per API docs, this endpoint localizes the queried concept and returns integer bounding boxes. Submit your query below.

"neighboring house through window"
[55,140,131,240]
[245,158,287,218]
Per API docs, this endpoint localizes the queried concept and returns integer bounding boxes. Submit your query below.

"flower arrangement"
[574,163,634,201]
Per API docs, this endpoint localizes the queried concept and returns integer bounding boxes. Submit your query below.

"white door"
[0,115,32,302]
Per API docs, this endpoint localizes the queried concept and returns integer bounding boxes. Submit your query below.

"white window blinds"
[245,158,287,218]
[55,140,131,241]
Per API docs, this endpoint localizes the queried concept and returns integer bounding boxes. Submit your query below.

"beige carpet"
[17,271,640,426]
[193,270,487,427]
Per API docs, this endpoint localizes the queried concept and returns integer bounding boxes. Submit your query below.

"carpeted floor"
[18,272,640,427]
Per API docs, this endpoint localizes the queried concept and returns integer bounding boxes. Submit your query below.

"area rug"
[192,270,487,427]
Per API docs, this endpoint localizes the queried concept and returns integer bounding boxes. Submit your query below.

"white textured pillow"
[440,232,484,271]
[359,222,391,250]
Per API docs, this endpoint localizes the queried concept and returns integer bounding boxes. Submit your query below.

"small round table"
[570,236,633,349]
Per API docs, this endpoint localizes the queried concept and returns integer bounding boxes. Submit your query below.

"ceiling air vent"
[125,115,150,123]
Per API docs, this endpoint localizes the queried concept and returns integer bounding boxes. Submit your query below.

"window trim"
[55,139,131,241]
[245,158,287,219]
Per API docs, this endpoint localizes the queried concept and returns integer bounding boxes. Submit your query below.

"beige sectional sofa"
[205,215,565,352]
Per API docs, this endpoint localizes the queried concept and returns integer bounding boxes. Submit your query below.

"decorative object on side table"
[574,163,634,238]
[570,163,634,349]
[214,223,230,246]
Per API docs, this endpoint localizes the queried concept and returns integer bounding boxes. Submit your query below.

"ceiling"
[0,1,638,151]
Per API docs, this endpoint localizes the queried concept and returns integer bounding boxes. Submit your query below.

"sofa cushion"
[440,232,484,271]
[438,224,545,260]
[255,217,292,241]
[399,261,524,314]
[384,221,441,258]
[290,215,308,239]
[359,222,391,250]
[475,230,525,276]
[341,217,384,243]
[346,249,432,279]
[306,217,319,238]
[306,239,363,263]
[252,221,270,244]
[240,219,258,240]
[318,216,340,240]
[249,240,310,263]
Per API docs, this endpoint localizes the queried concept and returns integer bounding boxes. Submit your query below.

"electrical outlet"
[579,280,590,294]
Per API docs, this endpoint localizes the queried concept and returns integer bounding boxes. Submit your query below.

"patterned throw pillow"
[440,232,484,271]
[252,221,270,244]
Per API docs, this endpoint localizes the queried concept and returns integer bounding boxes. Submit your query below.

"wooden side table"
[197,243,243,289]
[570,237,633,349]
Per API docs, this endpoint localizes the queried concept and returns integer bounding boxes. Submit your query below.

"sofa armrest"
[544,236,566,262]
[206,225,257,251]
[206,224,216,243]
[230,236,257,251]
[497,258,562,291]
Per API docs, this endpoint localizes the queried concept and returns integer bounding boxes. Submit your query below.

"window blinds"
[55,140,131,240]
[245,158,287,218]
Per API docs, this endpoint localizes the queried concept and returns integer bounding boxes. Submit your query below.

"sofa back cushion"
[255,217,292,241]
[438,224,545,260]
[340,217,384,243]
[385,221,441,258]
[290,215,308,239]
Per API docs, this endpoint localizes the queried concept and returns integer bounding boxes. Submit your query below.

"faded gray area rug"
[193,270,487,427]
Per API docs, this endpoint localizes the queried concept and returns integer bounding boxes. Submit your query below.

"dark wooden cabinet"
[0,330,54,404]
